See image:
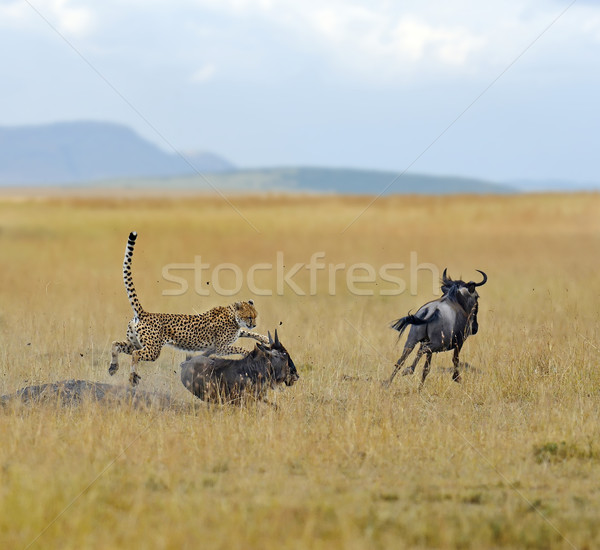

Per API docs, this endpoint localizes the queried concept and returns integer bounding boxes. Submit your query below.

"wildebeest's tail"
[390,314,429,338]
[123,231,144,317]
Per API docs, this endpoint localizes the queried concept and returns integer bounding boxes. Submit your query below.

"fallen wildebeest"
[386,269,487,389]
[180,330,299,407]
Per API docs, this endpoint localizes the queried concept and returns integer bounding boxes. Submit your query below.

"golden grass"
[0,191,599,549]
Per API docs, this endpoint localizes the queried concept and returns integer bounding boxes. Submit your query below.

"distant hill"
[0,121,234,184]
[0,121,519,193]
[222,167,514,194]
[67,167,516,195]
[508,179,600,192]
[1,121,596,194]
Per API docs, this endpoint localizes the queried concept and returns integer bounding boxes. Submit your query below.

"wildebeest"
[386,269,487,388]
[180,330,299,407]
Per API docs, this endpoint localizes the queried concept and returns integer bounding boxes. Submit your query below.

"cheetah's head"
[234,299,258,329]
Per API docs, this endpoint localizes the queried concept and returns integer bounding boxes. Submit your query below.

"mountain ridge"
[0,120,234,184]
[3,120,594,193]
[48,166,516,195]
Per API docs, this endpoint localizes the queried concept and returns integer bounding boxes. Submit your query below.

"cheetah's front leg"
[238,330,269,344]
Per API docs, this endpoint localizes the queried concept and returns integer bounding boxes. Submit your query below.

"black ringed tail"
[123,231,143,317]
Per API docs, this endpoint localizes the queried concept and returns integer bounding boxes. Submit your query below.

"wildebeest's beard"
[285,354,298,386]
[469,302,479,335]
[265,330,299,386]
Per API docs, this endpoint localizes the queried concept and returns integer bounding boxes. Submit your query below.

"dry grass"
[0,191,599,549]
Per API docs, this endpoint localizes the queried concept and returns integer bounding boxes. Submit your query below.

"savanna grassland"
[0,191,599,549]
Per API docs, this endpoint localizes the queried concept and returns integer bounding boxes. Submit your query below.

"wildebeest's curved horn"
[473,270,487,287]
[274,329,280,346]
[268,331,274,345]
[442,268,451,283]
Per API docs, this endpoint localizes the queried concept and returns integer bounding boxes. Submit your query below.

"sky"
[1,0,599,185]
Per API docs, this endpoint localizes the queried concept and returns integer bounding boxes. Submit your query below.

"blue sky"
[1,0,599,184]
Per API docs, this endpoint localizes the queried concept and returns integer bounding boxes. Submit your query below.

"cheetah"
[110,232,269,386]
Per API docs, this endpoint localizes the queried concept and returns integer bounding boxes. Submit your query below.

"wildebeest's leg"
[129,342,163,386]
[452,347,461,382]
[419,351,433,390]
[109,341,136,375]
[385,344,415,386]
[403,346,425,376]
[261,398,279,410]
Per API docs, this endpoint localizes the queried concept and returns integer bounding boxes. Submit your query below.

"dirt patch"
[0,379,183,410]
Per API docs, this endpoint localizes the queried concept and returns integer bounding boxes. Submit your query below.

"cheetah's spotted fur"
[110,232,268,385]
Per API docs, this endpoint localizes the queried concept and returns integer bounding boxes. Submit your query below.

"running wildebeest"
[180,330,298,407]
[386,269,487,389]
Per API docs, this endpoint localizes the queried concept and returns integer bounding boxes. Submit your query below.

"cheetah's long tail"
[123,231,144,317]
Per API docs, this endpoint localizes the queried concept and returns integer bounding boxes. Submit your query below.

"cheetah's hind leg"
[110,341,136,376]
[128,343,163,386]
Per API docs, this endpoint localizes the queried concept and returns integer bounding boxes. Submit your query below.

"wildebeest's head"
[441,268,487,296]
[258,329,299,387]
[441,268,487,334]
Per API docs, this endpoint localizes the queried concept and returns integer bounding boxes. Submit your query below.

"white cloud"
[0,1,32,25]
[227,1,600,80]
[2,0,599,181]
[191,63,216,82]
[173,0,587,81]
[4,0,600,83]
[304,8,485,69]
[54,0,92,35]
[0,0,94,36]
